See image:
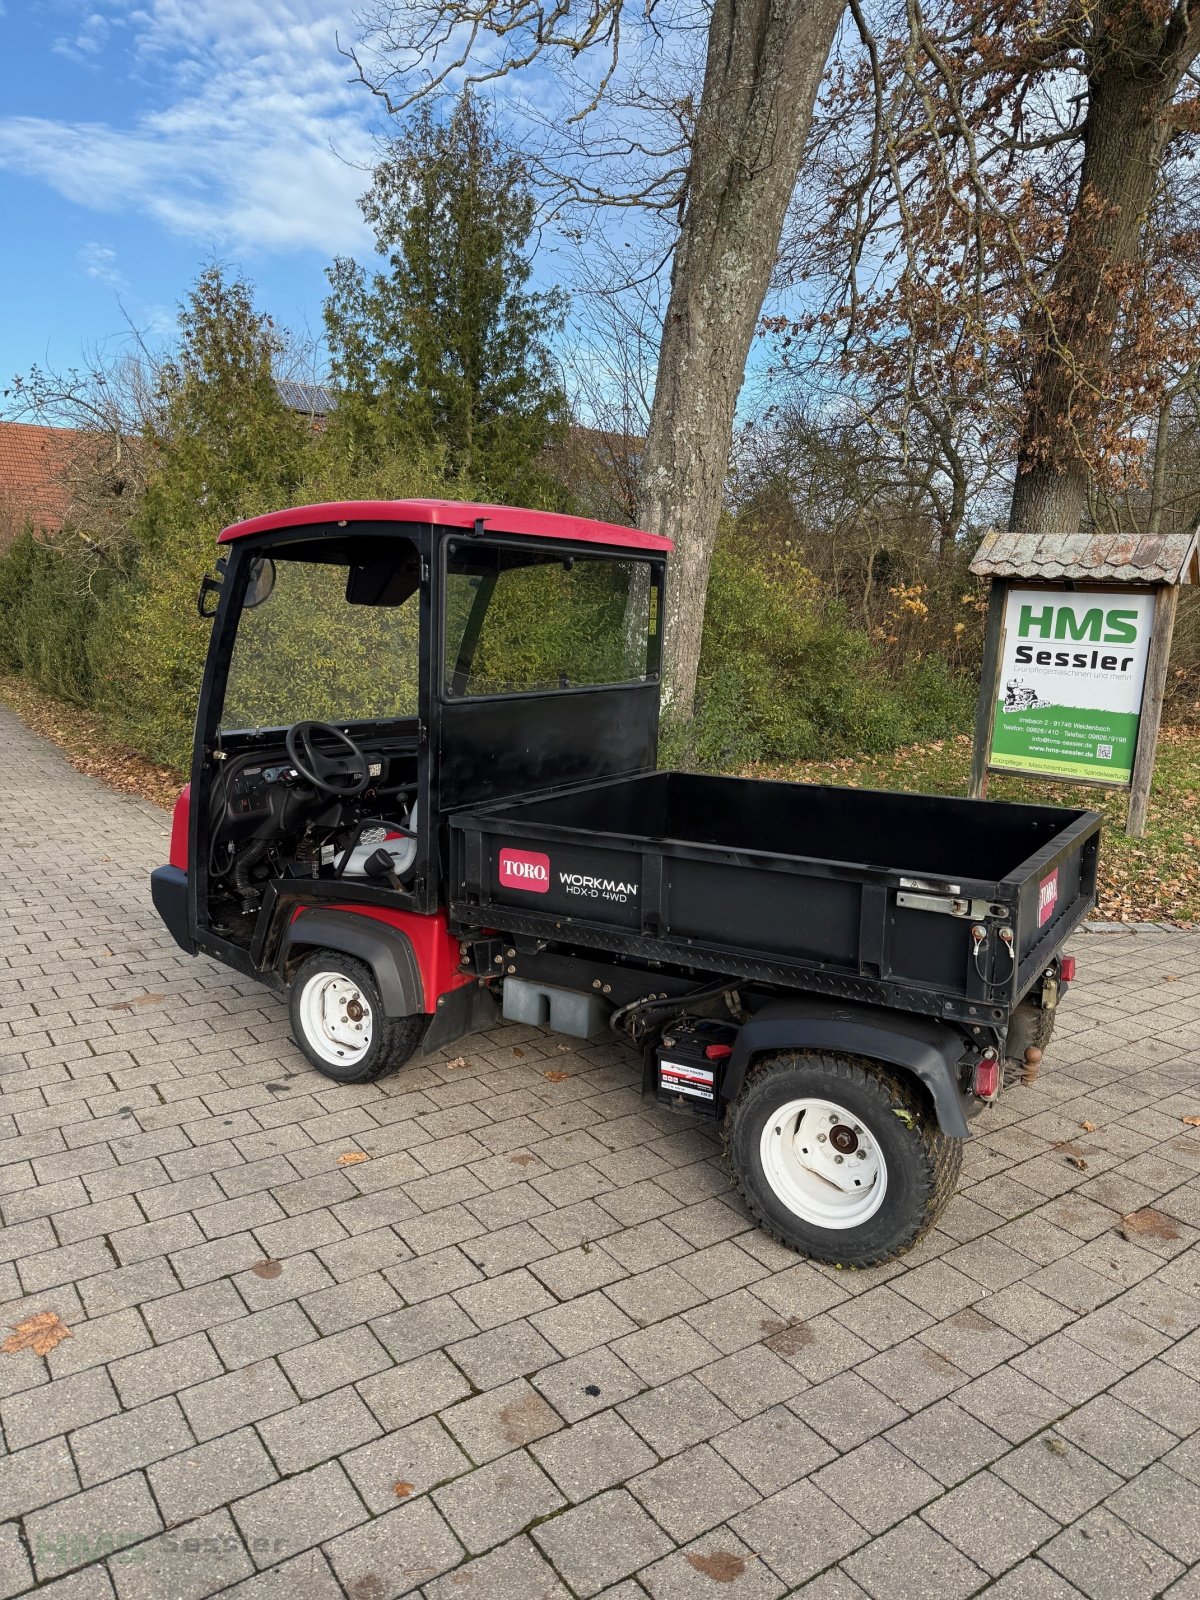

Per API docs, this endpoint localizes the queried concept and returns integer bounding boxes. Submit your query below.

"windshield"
[443,542,659,698]
[221,550,420,731]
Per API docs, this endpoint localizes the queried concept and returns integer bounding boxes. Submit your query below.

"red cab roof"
[218,498,672,554]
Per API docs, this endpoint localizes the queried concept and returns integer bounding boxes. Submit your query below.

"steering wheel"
[285,721,371,797]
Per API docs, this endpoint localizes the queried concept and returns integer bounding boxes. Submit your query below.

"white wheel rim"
[759,1097,887,1230]
[299,972,373,1067]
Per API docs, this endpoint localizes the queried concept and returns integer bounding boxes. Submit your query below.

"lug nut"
[857,1149,868,1159]
[834,1154,844,1164]
[829,1113,838,1124]
[817,1133,827,1143]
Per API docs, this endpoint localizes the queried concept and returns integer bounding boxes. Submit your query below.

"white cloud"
[1,1,378,256]
[78,240,127,289]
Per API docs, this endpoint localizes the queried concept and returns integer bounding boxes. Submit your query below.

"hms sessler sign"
[989,589,1155,784]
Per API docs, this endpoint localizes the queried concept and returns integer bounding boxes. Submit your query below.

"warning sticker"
[659,1060,716,1102]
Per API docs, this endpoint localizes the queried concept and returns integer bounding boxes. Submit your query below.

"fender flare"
[279,908,424,1019]
[721,998,974,1138]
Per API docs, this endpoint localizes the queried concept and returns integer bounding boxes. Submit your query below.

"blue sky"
[0,1,395,385]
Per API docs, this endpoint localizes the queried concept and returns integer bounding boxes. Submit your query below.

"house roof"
[218,499,673,554]
[971,526,1199,586]
[274,379,338,417]
[0,421,80,533]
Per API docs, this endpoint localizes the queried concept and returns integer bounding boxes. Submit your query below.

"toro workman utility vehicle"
[152,500,1100,1264]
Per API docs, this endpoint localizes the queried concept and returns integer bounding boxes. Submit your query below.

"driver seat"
[336,802,419,881]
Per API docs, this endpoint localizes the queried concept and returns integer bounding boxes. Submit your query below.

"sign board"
[987,587,1155,785]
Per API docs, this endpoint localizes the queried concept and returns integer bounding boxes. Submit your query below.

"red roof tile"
[0,421,82,541]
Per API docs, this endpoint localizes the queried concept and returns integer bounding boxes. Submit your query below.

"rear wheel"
[725,1051,961,1266]
[288,951,424,1083]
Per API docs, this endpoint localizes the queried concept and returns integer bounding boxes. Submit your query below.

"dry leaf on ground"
[336,1152,370,1166]
[543,1070,570,1082]
[4,1312,73,1356]
[109,993,166,1011]
[445,1056,469,1070]
[1080,1121,1097,1132]
[250,1260,283,1279]
[1121,1209,1182,1242]
[1183,1116,1200,1128]
[392,1481,415,1498]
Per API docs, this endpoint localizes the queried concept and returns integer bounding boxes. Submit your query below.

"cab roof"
[218,499,672,554]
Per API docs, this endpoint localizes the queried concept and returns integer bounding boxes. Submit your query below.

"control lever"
[363,847,404,893]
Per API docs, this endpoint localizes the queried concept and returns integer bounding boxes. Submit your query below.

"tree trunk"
[637,0,847,712]
[1009,2,1199,535]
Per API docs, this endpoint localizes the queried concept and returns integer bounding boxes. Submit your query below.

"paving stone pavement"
[1,701,1199,1600]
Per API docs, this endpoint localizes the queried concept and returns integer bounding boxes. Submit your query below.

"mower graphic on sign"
[1004,678,1042,711]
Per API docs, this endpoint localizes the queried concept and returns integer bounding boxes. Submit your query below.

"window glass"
[222,556,419,730]
[444,543,658,698]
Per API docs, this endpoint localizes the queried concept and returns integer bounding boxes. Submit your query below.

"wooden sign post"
[968,527,1198,837]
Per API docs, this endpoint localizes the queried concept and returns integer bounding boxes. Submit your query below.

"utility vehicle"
[152,500,1100,1264]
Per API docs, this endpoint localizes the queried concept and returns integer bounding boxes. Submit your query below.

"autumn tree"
[789,0,1200,537]
[346,0,849,712]
[324,91,567,502]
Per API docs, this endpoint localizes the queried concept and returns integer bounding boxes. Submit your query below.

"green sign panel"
[988,588,1154,785]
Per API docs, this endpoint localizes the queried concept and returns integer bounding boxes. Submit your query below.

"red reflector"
[705,1043,733,1061]
[1059,956,1076,982]
[974,1056,1001,1098]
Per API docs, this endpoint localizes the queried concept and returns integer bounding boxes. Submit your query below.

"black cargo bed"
[449,772,1101,1024]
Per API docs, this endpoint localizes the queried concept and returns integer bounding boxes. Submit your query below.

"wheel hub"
[299,973,374,1066]
[759,1096,887,1230]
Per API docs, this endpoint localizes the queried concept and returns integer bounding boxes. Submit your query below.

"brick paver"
[1,702,1198,1598]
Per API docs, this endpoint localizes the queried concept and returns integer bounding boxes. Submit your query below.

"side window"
[443,542,659,698]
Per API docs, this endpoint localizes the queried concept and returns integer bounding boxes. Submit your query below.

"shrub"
[0,527,123,705]
[664,525,975,770]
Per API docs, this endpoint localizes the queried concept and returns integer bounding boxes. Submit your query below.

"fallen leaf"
[543,1070,570,1083]
[3,1311,73,1357]
[337,1152,370,1166]
[1183,1116,1200,1128]
[1079,1121,1097,1133]
[1122,1209,1182,1242]
[250,1259,283,1279]
[1067,1156,1088,1170]
[512,1047,525,1058]
[509,1153,537,1167]
[1163,973,1180,983]
[686,1550,749,1582]
[392,1481,415,1498]
[445,1056,469,1070]
[1044,1436,1068,1455]
[108,992,166,1011]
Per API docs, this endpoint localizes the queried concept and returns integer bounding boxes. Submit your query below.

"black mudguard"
[721,997,975,1138]
[151,866,194,955]
[279,907,424,1019]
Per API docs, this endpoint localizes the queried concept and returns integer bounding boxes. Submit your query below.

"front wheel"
[288,951,425,1083]
[724,1051,961,1267]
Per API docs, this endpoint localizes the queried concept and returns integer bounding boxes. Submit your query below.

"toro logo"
[1038,869,1059,928]
[499,848,551,893]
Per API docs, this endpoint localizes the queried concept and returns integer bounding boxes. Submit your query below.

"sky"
[0,1,396,386]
